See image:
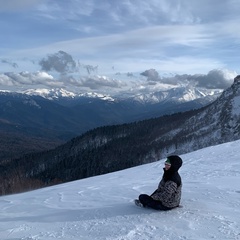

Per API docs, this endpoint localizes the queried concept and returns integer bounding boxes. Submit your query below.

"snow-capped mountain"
[160,75,240,154]
[23,88,76,99]
[128,86,221,104]
[21,85,221,105]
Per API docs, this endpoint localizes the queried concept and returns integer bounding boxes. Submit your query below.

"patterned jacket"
[151,178,182,208]
[151,155,182,208]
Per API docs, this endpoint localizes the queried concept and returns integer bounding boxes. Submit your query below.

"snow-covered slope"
[0,140,239,240]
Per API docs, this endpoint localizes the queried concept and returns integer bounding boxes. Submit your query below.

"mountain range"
[0,85,220,160]
[0,75,239,195]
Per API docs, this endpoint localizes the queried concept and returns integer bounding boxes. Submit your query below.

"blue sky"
[0,0,239,93]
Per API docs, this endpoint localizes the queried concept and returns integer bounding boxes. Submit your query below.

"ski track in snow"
[0,140,240,239]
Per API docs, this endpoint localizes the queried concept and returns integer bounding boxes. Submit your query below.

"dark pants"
[139,194,171,211]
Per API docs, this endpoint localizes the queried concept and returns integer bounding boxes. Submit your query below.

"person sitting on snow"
[135,155,183,210]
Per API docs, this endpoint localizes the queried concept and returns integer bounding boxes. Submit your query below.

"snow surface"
[0,140,240,240]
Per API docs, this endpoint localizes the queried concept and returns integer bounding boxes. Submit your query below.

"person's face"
[165,163,171,170]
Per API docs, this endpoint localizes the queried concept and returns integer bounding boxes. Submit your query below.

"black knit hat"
[167,155,182,172]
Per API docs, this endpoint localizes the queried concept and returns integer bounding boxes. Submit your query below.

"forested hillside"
[0,109,200,195]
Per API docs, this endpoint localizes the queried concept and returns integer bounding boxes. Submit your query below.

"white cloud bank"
[0,68,237,94]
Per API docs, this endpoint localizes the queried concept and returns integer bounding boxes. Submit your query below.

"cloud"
[12,23,215,69]
[0,0,41,11]
[1,71,62,88]
[81,76,125,89]
[1,59,18,68]
[0,70,126,92]
[39,51,78,74]
[31,0,238,37]
[36,1,95,20]
[141,69,237,89]
[60,75,126,91]
[192,69,237,89]
[0,73,15,86]
[34,0,200,32]
[6,13,239,74]
[140,69,159,82]
[0,68,236,94]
